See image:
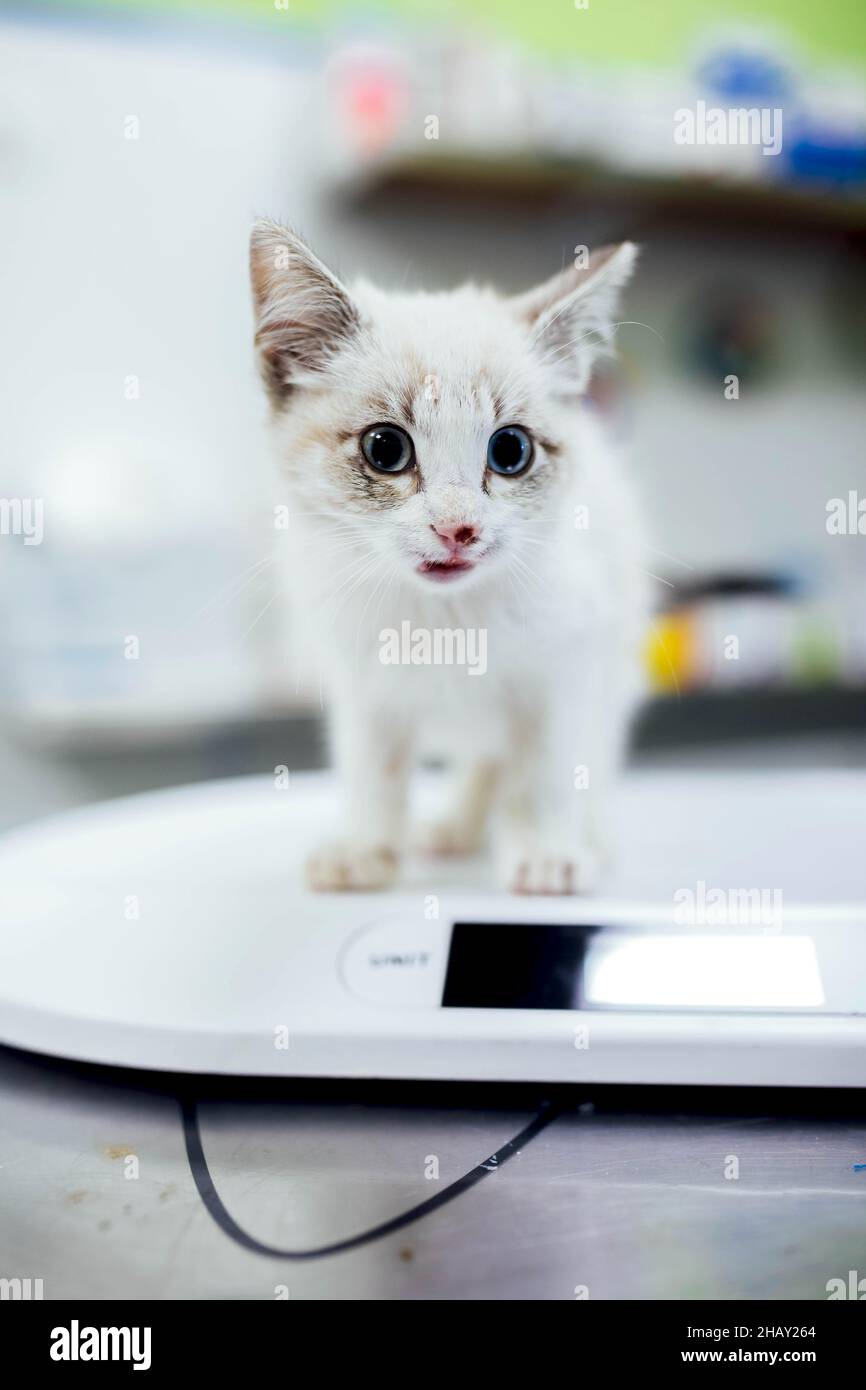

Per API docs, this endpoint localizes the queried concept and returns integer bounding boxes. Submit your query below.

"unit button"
[341,915,448,1007]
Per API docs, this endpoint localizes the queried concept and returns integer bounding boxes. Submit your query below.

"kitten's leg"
[495,648,633,895]
[415,758,500,856]
[306,704,412,892]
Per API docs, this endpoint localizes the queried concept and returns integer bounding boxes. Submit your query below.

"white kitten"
[250,221,648,894]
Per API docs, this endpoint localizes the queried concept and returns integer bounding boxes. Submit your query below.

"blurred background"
[1,0,865,829]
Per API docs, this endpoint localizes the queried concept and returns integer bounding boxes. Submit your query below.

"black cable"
[181,1095,560,1261]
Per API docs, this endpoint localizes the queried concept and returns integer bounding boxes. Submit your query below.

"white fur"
[250,223,648,893]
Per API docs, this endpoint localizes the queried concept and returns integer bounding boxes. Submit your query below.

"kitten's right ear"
[250,219,360,403]
[511,242,638,396]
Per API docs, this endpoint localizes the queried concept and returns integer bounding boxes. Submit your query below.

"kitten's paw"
[415,815,484,857]
[496,838,602,896]
[305,840,399,892]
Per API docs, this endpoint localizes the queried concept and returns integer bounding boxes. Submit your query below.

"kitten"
[250,220,648,894]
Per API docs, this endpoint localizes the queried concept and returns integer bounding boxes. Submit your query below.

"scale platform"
[0,769,864,1087]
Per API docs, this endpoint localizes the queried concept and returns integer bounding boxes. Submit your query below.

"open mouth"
[417,557,476,583]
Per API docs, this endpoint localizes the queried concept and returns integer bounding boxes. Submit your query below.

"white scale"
[1,769,865,1087]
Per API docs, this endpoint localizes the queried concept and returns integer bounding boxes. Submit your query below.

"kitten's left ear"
[512,242,638,395]
[250,219,360,404]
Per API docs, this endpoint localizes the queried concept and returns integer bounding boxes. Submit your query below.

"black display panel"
[440,921,831,1013]
[442,922,598,1010]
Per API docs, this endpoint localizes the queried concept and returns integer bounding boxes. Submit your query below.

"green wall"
[18,0,866,67]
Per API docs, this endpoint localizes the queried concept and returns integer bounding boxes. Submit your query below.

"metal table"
[1,766,865,1300]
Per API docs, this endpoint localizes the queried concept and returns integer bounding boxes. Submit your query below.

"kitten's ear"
[250,219,360,402]
[512,242,638,395]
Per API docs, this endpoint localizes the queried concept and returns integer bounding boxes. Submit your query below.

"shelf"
[339,154,866,237]
[634,684,866,749]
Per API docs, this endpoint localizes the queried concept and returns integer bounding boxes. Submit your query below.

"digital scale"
[1,770,864,1087]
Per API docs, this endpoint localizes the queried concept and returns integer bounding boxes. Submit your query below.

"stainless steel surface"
[2,733,864,1299]
[2,1046,863,1300]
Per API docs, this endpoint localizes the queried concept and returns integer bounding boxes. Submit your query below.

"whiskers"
[503,536,556,628]
[180,553,276,628]
[240,585,283,638]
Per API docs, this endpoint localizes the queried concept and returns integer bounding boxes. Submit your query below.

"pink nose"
[431,521,480,550]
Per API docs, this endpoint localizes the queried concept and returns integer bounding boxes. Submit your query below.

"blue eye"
[361,424,414,474]
[487,426,534,476]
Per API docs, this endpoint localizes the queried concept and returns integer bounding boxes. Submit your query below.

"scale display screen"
[441,923,826,1012]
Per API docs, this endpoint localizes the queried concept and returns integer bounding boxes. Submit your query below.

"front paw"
[496,836,603,896]
[305,840,399,892]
